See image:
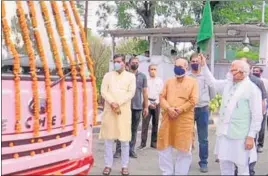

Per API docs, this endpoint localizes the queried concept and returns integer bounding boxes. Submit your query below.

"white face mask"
[226,72,233,81]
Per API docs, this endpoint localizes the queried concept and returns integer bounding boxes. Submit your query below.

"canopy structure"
[99,24,268,74]
[100,24,268,43]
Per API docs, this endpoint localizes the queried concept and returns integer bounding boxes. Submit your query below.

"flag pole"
[210,35,215,74]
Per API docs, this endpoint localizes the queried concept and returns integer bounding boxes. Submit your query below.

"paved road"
[90,125,268,175]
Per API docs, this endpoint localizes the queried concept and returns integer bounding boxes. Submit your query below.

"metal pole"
[84,0,89,36]
[261,1,266,24]
[210,35,215,75]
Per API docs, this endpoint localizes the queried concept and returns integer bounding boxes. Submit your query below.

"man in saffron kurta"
[157,58,199,175]
[200,57,263,175]
[100,54,136,176]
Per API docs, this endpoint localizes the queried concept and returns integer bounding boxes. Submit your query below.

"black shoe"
[257,146,263,153]
[129,151,137,158]
[113,151,121,158]
[137,145,146,150]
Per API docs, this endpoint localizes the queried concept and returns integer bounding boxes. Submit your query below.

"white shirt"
[147,76,163,105]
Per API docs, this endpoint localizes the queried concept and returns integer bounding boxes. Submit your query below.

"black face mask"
[130,64,139,70]
[253,73,261,78]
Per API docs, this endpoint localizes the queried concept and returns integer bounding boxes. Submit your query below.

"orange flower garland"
[1,1,22,133]
[62,1,88,129]
[70,1,98,126]
[27,1,53,132]
[50,1,78,136]
[39,1,67,129]
[16,1,40,137]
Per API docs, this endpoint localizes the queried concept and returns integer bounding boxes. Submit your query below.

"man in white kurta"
[200,57,263,175]
[100,54,136,175]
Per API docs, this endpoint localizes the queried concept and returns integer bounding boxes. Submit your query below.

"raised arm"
[200,54,227,95]
[117,74,136,106]
[248,84,263,138]
[101,73,115,104]
[178,80,199,113]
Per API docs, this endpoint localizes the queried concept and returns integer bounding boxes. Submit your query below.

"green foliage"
[209,94,222,113]
[212,1,268,24]
[96,1,267,30]
[115,38,149,55]
[235,50,259,61]
[87,30,111,93]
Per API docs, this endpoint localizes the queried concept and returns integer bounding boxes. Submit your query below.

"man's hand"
[174,108,181,115]
[245,136,254,150]
[110,102,121,115]
[167,107,178,119]
[143,108,149,117]
[199,53,207,67]
[149,103,156,109]
[111,102,119,109]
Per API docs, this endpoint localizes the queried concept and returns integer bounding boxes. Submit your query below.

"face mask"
[226,72,233,81]
[253,73,261,78]
[114,63,122,71]
[191,63,199,71]
[130,64,139,70]
[174,66,185,77]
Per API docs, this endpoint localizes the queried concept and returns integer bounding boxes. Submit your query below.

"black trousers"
[140,105,160,146]
[258,113,267,148]
[116,109,142,153]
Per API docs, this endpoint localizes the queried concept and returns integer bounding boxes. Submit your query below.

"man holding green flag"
[192,0,214,173]
[197,0,213,52]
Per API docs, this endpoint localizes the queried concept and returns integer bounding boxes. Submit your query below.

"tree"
[115,38,149,55]
[95,1,267,30]
[96,1,204,29]
[87,30,111,95]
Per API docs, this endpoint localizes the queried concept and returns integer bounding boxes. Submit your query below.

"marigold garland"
[27,1,53,132]
[1,1,21,133]
[62,1,88,129]
[39,1,67,129]
[70,1,98,126]
[16,1,40,137]
[50,1,78,136]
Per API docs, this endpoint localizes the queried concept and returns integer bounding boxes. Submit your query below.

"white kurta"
[99,70,136,141]
[202,65,263,167]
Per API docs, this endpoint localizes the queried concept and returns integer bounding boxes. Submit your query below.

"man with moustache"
[138,64,163,149]
[100,54,136,175]
[114,56,149,159]
[188,53,214,173]
[201,56,263,175]
[157,58,199,175]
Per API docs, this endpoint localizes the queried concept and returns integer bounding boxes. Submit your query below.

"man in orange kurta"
[157,58,199,175]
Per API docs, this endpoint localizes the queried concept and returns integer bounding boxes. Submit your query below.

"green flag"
[197,0,213,52]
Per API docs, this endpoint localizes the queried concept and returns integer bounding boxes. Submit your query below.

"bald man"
[239,58,267,176]
[201,57,263,175]
[157,58,199,175]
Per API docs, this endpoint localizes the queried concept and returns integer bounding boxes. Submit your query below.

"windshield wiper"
[50,62,86,88]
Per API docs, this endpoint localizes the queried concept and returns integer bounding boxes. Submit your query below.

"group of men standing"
[99,52,267,176]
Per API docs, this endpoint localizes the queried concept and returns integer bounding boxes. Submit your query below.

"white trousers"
[159,146,192,175]
[219,160,249,175]
[104,140,129,168]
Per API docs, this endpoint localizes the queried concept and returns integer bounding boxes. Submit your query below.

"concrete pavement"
[89,125,268,175]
